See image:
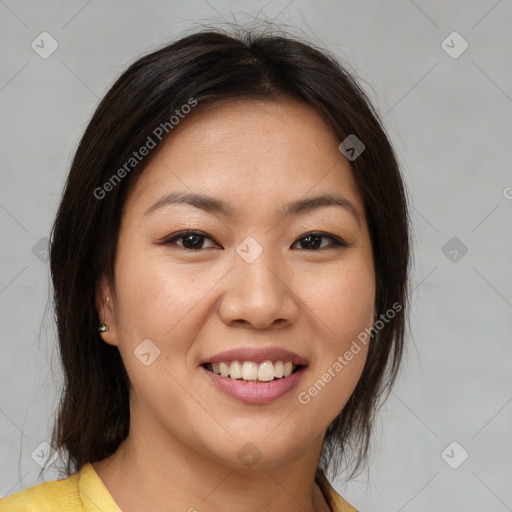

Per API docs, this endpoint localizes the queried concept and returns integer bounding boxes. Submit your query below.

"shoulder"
[0,472,81,511]
[0,463,122,512]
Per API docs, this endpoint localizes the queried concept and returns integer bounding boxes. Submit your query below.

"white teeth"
[229,361,242,379]
[219,362,230,377]
[242,361,258,381]
[207,360,300,382]
[258,361,275,382]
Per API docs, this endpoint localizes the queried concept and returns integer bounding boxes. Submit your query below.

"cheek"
[294,258,374,420]
[302,257,375,342]
[113,235,208,335]
[112,236,231,379]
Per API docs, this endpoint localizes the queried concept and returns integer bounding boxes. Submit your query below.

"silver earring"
[98,297,111,333]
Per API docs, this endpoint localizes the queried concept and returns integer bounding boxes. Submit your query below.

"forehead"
[124,98,365,221]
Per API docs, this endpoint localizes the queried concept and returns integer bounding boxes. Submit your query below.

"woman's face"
[99,98,375,470]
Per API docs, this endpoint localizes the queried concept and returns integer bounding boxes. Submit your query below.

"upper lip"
[200,346,309,366]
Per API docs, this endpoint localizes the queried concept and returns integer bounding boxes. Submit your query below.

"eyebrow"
[144,191,361,225]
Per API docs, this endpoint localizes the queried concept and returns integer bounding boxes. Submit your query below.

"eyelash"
[160,230,350,251]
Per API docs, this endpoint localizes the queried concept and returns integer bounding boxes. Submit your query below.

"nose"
[217,246,300,330]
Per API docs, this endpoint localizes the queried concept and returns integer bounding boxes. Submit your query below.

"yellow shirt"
[0,463,358,512]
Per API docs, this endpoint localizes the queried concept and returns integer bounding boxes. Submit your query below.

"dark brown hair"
[48,26,411,482]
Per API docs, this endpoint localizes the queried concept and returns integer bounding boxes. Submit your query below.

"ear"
[95,274,118,347]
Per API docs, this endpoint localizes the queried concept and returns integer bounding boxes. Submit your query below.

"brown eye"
[293,232,349,251]
[162,230,220,250]
[161,230,349,251]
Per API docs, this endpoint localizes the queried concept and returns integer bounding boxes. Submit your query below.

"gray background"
[1,0,511,510]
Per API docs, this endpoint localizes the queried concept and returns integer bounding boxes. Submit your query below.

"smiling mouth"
[202,360,304,383]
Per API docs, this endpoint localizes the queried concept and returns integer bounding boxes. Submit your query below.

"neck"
[92,416,330,512]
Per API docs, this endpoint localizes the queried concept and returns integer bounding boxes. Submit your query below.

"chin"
[196,423,318,471]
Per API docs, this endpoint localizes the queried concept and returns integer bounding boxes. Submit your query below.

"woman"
[0,26,410,512]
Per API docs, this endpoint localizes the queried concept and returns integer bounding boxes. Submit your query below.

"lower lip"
[201,366,306,404]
